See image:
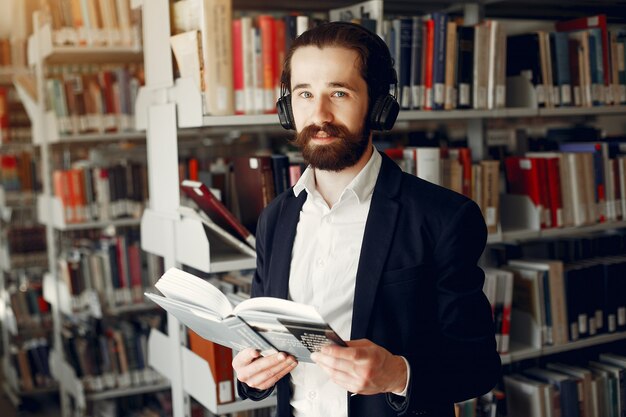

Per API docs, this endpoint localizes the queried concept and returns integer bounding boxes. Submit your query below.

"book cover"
[233,156,276,234]
[180,179,256,248]
[456,26,474,109]
[188,329,234,404]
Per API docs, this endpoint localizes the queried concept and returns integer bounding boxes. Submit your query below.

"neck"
[314,142,374,208]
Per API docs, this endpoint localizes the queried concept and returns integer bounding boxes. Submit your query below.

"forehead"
[290,46,363,86]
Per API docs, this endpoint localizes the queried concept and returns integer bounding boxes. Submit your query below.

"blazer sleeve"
[236,208,277,401]
[388,199,502,414]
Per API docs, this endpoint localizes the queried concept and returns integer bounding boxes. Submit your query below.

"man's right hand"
[232,348,298,391]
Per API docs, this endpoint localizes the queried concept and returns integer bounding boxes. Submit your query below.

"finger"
[311,351,353,373]
[245,357,298,390]
[232,348,261,368]
[320,344,360,361]
[237,352,294,382]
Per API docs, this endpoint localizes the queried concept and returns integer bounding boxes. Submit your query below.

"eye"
[332,91,347,98]
[299,91,313,99]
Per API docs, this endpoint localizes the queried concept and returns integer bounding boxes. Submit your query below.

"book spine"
[232,19,245,115]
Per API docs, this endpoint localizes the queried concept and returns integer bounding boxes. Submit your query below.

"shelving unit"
[131,1,626,416]
[0,64,54,407]
[13,10,163,416]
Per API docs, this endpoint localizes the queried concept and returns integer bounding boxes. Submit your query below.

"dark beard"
[292,122,370,172]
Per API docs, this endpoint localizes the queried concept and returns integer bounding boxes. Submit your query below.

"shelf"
[86,380,170,402]
[149,329,276,414]
[502,331,626,364]
[497,220,626,243]
[195,105,626,129]
[28,24,142,66]
[538,105,626,117]
[51,130,146,144]
[37,194,141,231]
[141,208,256,274]
[0,67,29,85]
[104,302,159,316]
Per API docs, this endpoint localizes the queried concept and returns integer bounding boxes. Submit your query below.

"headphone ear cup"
[369,94,399,131]
[276,94,295,130]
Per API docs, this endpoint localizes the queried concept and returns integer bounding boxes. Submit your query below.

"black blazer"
[238,151,502,416]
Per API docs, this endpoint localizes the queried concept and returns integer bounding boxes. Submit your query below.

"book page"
[155,267,233,318]
[233,296,324,322]
[145,293,240,348]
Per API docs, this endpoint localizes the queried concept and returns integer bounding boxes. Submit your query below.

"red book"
[188,330,234,404]
[232,19,245,115]
[188,157,199,181]
[423,18,435,110]
[545,157,564,228]
[180,179,256,248]
[288,164,302,187]
[115,236,130,291]
[534,158,552,228]
[504,156,545,228]
[449,147,472,198]
[99,70,117,117]
[0,87,8,142]
[274,18,286,95]
[258,15,276,114]
[556,15,610,88]
[127,241,143,303]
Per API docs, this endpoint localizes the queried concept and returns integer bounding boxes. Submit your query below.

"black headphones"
[276,22,400,132]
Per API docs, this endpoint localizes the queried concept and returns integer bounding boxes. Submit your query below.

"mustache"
[296,123,351,143]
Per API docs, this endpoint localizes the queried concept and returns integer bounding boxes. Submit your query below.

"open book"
[145,268,346,363]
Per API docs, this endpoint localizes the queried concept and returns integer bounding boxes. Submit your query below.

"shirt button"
[316,258,324,267]
[308,391,317,400]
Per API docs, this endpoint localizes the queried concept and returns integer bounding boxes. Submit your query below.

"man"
[233,21,501,417]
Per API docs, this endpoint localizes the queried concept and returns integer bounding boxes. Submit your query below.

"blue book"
[431,12,448,110]
[409,16,423,109]
[587,28,605,105]
[550,32,572,106]
[398,17,413,109]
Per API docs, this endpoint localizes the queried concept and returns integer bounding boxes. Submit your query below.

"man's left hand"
[310,339,407,395]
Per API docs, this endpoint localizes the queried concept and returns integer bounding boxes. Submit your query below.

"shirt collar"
[292,145,382,204]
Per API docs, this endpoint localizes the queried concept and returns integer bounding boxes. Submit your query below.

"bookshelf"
[0,0,626,417]
[0,65,54,407]
[134,1,626,417]
[10,7,166,416]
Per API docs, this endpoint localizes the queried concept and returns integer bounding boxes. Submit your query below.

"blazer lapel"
[267,191,307,299]
[350,153,402,340]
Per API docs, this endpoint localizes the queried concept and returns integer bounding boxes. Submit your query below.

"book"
[329,0,384,38]
[180,179,256,248]
[145,267,346,362]
[188,329,234,404]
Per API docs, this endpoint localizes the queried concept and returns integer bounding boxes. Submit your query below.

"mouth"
[310,132,338,143]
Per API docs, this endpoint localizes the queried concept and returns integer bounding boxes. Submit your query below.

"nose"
[310,96,333,126]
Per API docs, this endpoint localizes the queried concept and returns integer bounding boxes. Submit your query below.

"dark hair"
[280,21,396,103]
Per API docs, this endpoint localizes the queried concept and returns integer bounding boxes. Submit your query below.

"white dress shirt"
[287,147,408,417]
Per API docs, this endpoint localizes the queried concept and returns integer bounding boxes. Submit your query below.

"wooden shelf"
[44,46,143,64]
